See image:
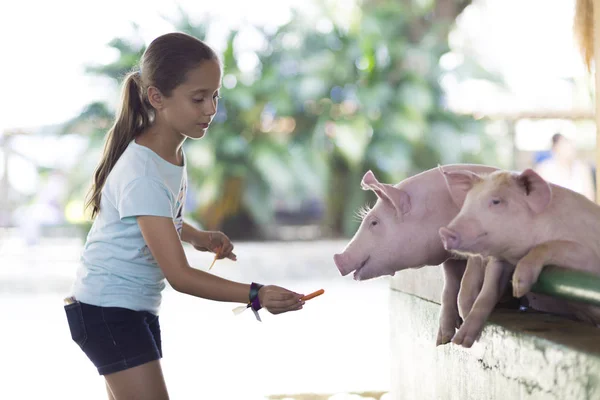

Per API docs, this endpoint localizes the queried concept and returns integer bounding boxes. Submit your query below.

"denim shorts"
[64,300,162,375]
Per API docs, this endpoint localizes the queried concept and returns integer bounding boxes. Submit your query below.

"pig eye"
[370,220,378,227]
[491,198,501,206]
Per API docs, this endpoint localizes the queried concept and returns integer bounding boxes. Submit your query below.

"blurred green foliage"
[63,0,504,238]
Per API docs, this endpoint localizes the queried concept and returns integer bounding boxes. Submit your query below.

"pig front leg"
[457,255,486,320]
[512,240,597,298]
[452,258,512,348]
[436,258,466,346]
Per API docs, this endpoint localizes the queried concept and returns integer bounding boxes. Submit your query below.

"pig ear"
[516,169,552,213]
[361,170,380,190]
[442,169,482,207]
[361,170,411,216]
[385,185,411,216]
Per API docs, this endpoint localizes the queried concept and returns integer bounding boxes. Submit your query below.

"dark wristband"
[249,282,264,311]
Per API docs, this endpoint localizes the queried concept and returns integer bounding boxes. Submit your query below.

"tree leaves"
[59,0,501,238]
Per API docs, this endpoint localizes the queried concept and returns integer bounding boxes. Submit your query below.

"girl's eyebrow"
[190,86,221,94]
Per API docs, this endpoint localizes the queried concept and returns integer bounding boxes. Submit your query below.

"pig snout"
[439,227,461,251]
[334,252,370,277]
[334,253,352,276]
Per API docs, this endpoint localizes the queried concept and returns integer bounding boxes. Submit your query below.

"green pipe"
[531,265,600,308]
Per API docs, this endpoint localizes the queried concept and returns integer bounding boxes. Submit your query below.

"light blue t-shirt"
[72,140,187,315]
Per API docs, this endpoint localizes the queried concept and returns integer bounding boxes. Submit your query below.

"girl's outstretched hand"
[193,231,237,261]
[258,285,305,314]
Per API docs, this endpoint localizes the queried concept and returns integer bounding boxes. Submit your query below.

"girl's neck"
[135,122,186,166]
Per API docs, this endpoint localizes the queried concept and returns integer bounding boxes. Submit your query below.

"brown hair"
[86,32,218,218]
[551,133,565,148]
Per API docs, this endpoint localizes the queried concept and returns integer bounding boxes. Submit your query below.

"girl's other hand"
[193,231,237,261]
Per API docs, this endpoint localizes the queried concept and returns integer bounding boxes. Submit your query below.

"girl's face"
[159,59,222,139]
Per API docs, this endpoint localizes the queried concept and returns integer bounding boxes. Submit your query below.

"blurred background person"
[534,133,595,202]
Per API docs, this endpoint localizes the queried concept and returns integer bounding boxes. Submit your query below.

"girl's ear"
[147,86,164,110]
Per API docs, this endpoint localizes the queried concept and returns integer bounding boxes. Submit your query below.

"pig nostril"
[333,253,350,276]
[439,227,460,250]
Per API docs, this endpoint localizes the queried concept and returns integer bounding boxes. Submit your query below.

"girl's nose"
[205,101,217,116]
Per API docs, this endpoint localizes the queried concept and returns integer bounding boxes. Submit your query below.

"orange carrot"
[301,289,325,301]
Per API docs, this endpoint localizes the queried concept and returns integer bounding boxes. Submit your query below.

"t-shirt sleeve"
[118,177,173,219]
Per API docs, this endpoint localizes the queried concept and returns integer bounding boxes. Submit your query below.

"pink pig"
[333,164,498,345]
[439,168,600,347]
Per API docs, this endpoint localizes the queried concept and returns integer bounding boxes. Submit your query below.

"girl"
[64,32,306,400]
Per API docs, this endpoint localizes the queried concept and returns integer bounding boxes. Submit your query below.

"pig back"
[397,164,500,218]
[537,184,600,265]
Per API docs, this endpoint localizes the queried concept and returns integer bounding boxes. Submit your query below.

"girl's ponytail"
[85,70,151,219]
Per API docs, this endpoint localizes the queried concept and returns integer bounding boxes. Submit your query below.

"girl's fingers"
[265,291,300,302]
[268,302,304,314]
[265,298,304,309]
[217,250,236,260]
[265,289,323,313]
[215,242,234,259]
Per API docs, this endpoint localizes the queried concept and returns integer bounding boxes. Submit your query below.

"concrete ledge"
[390,270,600,400]
[390,265,444,304]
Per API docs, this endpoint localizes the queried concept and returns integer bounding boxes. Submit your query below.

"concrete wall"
[390,265,600,400]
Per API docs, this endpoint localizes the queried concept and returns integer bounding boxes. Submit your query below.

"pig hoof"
[437,310,461,346]
[512,280,529,298]
[512,285,521,298]
[436,330,452,346]
[462,336,475,348]
[439,335,452,346]
[451,334,463,346]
